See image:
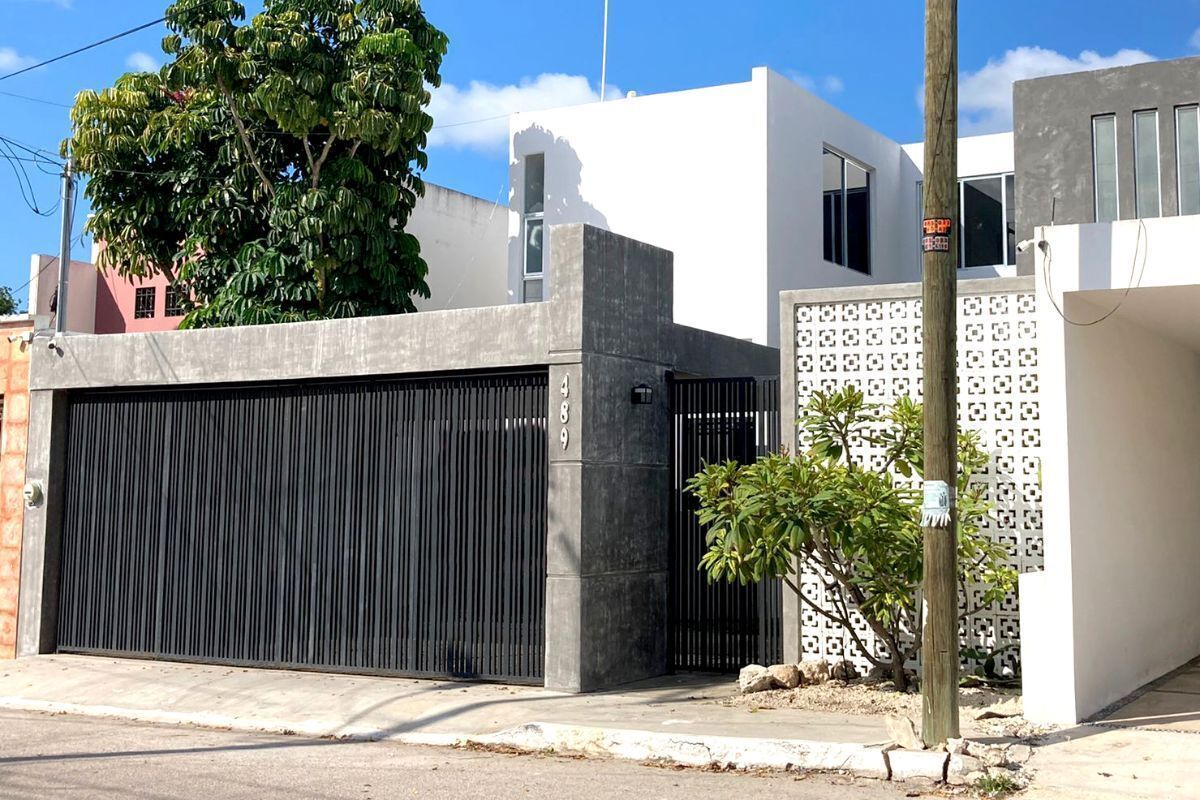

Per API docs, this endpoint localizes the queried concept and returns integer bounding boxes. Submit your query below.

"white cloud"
[428,73,620,154]
[788,72,844,95]
[1190,27,1200,50]
[125,51,160,73]
[938,47,1157,135]
[0,47,35,73]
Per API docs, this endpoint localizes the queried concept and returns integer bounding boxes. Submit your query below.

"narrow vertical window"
[522,154,545,303]
[1005,175,1016,265]
[822,150,844,266]
[1093,115,1119,223]
[844,160,871,273]
[134,287,156,319]
[1177,105,1200,216]
[1133,110,1161,218]
[822,148,870,273]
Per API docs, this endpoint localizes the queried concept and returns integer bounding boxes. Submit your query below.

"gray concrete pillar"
[543,225,673,691]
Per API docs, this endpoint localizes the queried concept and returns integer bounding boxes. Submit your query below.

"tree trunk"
[891,651,909,692]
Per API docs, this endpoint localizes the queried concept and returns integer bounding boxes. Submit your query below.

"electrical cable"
[1039,218,1149,327]
[0,140,58,216]
[0,18,170,82]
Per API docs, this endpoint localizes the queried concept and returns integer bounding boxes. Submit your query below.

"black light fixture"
[630,383,653,405]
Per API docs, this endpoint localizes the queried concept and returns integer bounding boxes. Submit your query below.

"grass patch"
[974,771,1021,797]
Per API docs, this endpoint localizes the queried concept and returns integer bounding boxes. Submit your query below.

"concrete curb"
[0,697,955,782]
[468,722,961,782]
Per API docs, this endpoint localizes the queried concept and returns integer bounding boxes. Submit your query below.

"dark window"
[1005,175,1016,265]
[134,287,156,319]
[822,148,870,273]
[1178,106,1200,216]
[165,286,187,317]
[962,177,1004,269]
[918,174,1016,269]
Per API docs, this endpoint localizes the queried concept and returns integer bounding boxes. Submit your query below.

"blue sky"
[1,0,1199,304]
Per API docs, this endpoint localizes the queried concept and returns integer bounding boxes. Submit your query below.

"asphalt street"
[0,710,911,799]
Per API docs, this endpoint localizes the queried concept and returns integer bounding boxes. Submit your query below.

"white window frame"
[1132,109,1162,219]
[821,146,872,275]
[1175,104,1200,216]
[1092,114,1120,223]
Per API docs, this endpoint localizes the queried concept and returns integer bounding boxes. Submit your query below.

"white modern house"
[506,67,1015,345]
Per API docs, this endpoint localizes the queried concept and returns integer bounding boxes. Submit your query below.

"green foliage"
[686,387,1017,688]
[974,771,1021,797]
[68,0,448,327]
[0,287,18,316]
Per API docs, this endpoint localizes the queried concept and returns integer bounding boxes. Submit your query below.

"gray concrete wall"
[1014,56,1200,275]
[18,224,778,693]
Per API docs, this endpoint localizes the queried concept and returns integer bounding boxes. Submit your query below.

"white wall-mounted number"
[559,374,571,450]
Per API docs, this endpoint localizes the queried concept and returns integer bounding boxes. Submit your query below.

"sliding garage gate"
[55,371,549,683]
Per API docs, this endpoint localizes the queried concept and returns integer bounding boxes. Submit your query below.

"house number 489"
[559,375,571,450]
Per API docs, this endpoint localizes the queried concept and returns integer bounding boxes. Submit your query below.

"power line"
[0,18,168,83]
[0,89,72,109]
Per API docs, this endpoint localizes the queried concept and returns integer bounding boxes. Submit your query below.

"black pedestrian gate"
[669,376,783,673]
[56,370,549,683]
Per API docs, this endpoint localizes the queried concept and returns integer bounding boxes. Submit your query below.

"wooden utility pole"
[920,0,960,747]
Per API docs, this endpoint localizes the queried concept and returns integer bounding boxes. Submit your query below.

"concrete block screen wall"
[16,224,776,692]
[778,278,1043,677]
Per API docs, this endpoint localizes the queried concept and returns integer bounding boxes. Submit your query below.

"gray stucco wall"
[1014,56,1200,274]
[18,224,777,693]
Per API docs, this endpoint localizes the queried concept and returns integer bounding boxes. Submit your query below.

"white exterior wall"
[765,71,925,344]
[409,183,509,311]
[1025,216,1200,723]
[508,71,1016,345]
[27,254,97,334]
[509,77,768,342]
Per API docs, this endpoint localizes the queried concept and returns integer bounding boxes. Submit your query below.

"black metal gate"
[57,370,549,683]
[669,376,783,672]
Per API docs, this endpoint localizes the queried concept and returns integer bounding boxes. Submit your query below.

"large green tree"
[68,0,448,327]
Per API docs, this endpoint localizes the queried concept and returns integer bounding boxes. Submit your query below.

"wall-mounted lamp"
[630,384,653,405]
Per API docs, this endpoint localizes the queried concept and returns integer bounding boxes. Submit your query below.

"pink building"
[28,250,182,335]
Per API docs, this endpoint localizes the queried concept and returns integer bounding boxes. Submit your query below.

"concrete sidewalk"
[0,654,889,744]
[3,654,1198,796]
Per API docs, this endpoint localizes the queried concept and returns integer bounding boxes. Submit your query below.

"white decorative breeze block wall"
[792,287,1043,676]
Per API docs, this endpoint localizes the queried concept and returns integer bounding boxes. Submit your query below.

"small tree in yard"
[68,0,448,327]
[687,387,1017,691]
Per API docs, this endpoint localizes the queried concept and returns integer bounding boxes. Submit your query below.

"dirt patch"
[721,681,1053,739]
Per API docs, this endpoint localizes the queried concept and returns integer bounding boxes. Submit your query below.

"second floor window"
[1093,114,1119,223]
[165,286,187,317]
[1133,109,1161,218]
[917,174,1016,270]
[822,148,871,274]
[962,174,1016,269]
[1177,105,1199,216]
[134,287,156,319]
[522,154,545,303]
